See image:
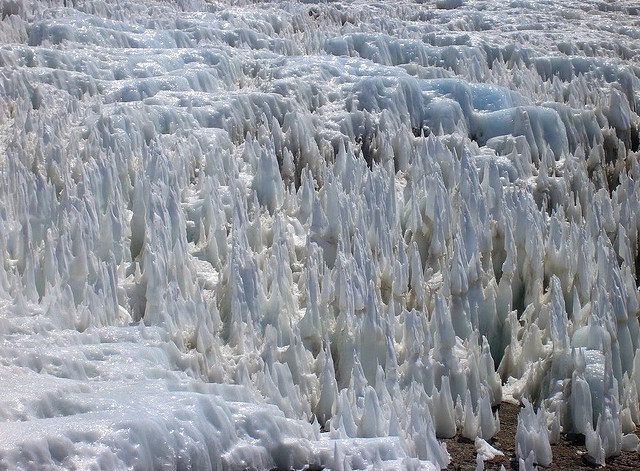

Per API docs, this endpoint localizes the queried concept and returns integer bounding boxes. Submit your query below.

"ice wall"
[0,0,639,469]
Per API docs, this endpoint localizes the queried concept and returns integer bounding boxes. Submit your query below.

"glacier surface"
[0,0,640,469]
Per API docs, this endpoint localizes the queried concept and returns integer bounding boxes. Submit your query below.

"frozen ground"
[0,0,639,469]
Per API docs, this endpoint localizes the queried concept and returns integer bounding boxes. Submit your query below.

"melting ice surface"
[0,0,640,468]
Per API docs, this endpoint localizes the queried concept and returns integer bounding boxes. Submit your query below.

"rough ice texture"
[515,399,552,467]
[0,0,639,469]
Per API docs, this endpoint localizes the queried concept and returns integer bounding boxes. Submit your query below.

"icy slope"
[0,0,639,468]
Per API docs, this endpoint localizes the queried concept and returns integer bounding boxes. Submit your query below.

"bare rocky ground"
[445,403,640,471]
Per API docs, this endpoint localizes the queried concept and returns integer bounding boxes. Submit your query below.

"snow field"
[0,0,639,468]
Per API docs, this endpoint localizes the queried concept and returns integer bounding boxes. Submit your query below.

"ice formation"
[515,399,551,467]
[0,0,639,469]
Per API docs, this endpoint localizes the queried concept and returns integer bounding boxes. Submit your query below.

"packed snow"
[0,0,639,469]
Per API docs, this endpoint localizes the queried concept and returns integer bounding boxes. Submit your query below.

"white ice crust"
[0,0,639,469]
